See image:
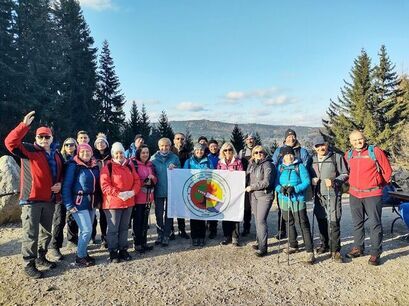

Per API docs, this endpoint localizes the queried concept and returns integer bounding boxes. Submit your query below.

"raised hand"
[23,111,36,126]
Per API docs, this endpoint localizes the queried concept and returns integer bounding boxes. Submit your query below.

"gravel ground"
[1,201,409,305]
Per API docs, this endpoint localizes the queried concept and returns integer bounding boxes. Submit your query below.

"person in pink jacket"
[100,142,141,263]
[130,145,158,254]
[217,142,244,246]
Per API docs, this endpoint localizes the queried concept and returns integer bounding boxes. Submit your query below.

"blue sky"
[80,0,409,127]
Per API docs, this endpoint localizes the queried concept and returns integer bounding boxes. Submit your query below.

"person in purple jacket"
[217,142,244,246]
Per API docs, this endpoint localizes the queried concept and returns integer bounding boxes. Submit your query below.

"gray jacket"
[246,157,275,198]
[311,151,348,196]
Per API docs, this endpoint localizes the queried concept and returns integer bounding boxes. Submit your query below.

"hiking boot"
[36,255,57,269]
[252,244,259,250]
[169,231,176,240]
[316,245,329,255]
[155,237,162,245]
[232,239,241,247]
[109,251,120,263]
[143,244,153,252]
[255,250,267,257]
[305,252,315,265]
[346,247,363,259]
[86,254,96,264]
[368,255,380,266]
[135,245,145,254]
[49,248,64,261]
[119,250,132,261]
[274,232,286,240]
[179,230,190,239]
[24,262,43,279]
[283,246,299,254]
[220,239,232,246]
[101,236,108,249]
[161,236,170,247]
[208,231,217,239]
[332,252,344,263]
[241,229,250,237]
[192,239,200,247]
[75,256,94,267]
[199,239,206,247]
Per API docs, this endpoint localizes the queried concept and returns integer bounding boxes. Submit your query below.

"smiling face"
[194,148,205,159]
[173,133,185,148]
[314,143,329,157]
[78,148,92,162]
[349,131,366,151]
[64,142,76,155]
[285,135,296,147]
[158,139,171,154]
[95,140,107,152]
[246,137,255,148]
[112,151,125,163]
[283,153,295,164]
[209,143,219,154]
[77,133,89,144]
[140,147,150,163]
[35,135,53,150]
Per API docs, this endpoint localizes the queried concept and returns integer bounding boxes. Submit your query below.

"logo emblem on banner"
[182,171,231,217]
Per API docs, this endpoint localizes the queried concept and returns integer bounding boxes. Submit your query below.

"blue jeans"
[72,209,96,258]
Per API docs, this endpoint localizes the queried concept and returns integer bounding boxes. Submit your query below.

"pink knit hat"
[77,143,93,155]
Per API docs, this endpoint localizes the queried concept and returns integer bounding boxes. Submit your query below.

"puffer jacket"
[62,156,100,211]
[133,159,157,204]
[217,157,243,171]
[100,159,141,209]
[247,157,275,197]
[275,160,310,211]
[184,156,214,170]
[124,143,139,158]
[151,151,181,197]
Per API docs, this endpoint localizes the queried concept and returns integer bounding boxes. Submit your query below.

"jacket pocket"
[75,191,83,206]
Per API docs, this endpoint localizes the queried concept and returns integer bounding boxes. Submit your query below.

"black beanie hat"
[281,146,295,156]
[284,129,296,139]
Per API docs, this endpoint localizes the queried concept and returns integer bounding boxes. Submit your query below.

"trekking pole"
[311,185,316,253]
[277,197,283,264]
[144,188,153,243]
[327,186,332,261]
[287,195,291,266]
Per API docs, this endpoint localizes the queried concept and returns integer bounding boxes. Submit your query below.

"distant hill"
[169,119,322,147]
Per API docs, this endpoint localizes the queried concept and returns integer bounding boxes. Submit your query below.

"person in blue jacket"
[125,134,144,158]
[151,138,181,246]
[184,143,214,247]
[62,143,101,267]
[272,128,312,240]
[275,146,315,264]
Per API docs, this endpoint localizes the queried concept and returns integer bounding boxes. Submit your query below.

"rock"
[394,169,409,191]
[0,155,21,224]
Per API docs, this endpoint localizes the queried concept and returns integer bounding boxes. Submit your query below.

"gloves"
[286,186,295,195]
[127,190,135,198]
[280,186,287,195]
[118,192,128,201]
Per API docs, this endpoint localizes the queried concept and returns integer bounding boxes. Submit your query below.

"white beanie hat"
[111,142,125,155]
[94,132,109,148]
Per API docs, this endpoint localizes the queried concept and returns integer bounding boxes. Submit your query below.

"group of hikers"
[4,110,392,279]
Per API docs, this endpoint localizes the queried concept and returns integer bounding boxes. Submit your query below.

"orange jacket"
[100,160,141,209]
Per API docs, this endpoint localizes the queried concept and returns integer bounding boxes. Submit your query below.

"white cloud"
[176,102,207,112]
[79,0,115,10]
[263,95,295,106]
[225,91,246,101]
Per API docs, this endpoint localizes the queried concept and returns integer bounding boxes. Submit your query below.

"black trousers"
[131,205,147,246]
[92,208,107,240]
[66,211,79,244]
[50,202,66,249]
[282,208,313,252]
[243,192,252,231]
[171,218,186,232]
[208,220,218,234]
[222,221,239,240]
[190,219,206,239]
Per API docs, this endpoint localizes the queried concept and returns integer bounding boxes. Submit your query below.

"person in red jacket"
[100,142,141,263]
[4,111,64,279]
[345,130,392,266]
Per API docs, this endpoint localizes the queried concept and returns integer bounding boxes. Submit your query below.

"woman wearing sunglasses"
[245,145,275,257]
[217,142,243,246]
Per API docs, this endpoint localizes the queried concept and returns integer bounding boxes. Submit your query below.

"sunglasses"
[254,151,265,155]
[65,143,75,147]
[36,135,51,140]
[223,148,233,152]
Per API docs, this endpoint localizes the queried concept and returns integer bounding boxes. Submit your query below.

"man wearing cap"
[345,130,392,266]
[311,135,348,262]
[238,133,256,236]
[272,128,312,239]
[125,134,144,158]
[5,111,64,279]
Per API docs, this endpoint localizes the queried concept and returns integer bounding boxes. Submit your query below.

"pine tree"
[157,111,174,140]
[254,132,262,146]
[95,40,125,142]
[185,128,194,152]
[270,139,279,154]
[323,49,377,151]
[122,100,141,147]
[230,124,244,153]
[52,0,98,138]
[139,104,151,140]
[373,45,405,151]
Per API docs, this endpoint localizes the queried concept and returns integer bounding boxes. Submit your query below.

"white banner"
[167,169,245,221]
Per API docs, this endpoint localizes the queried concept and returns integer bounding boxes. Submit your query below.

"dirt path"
[1,202,409,305]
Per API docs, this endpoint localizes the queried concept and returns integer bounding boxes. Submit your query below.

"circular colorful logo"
[182,171,231,218]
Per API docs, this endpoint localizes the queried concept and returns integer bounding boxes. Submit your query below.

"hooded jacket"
[133,159,157,204]
[62,156,100,211]
[217,157,243,171]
